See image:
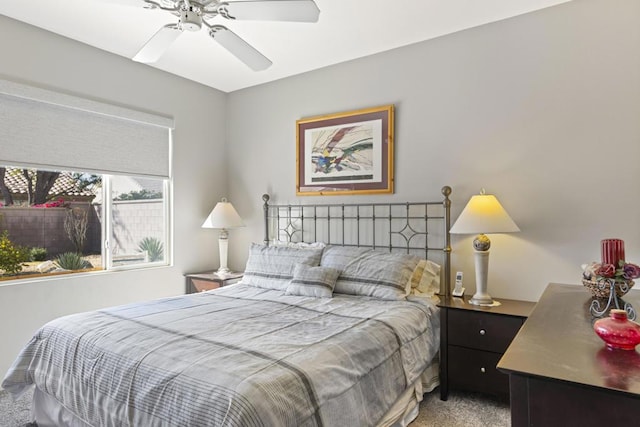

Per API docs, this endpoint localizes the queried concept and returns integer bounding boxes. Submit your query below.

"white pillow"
[271,240,326,250]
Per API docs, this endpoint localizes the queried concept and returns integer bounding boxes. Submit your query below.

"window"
[0,79,174,282]
[108,175,168,267]
[0,166,170,281]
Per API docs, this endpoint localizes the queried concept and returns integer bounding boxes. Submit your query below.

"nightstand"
[438,295,535,401]
[185,271,244,294]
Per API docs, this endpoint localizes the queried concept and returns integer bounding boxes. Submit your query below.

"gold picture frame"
[296,105,394,196]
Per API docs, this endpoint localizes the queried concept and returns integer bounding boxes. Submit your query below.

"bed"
[2,187,453,427]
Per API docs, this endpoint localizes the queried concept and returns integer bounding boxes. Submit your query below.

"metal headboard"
[262,186,452,297]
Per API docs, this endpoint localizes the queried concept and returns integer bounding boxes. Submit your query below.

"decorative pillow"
[321,246,420,300]
[285,264,341,298]
[408,259,442,297]
[244,243,323,291]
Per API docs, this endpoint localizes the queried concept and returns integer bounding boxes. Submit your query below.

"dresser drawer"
[448,309,523,353]
[448,346,509,396]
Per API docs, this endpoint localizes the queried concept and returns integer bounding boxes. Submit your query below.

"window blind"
[0,79,173,178]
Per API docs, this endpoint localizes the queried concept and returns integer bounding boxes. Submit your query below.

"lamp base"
[470,247,501,307]
[218,229,229,276]
[216,266,231,276]
[469,296,502,307]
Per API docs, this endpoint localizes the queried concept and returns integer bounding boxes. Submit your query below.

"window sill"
[0,267,104,282]
[0,263,171,287]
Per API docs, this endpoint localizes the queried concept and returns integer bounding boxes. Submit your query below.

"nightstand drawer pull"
[479,329,486,335]
[480,367,486,373]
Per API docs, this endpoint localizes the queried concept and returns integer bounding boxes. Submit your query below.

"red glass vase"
[594,309,640,350]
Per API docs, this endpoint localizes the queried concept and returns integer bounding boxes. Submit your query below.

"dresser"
[438,295,535,400]
[498,283,640,426]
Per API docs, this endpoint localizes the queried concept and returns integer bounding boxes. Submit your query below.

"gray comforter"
[2,284,439,427]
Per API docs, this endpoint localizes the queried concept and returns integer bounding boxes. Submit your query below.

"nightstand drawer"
[185,271,244,294]
[192,278,221,292]
[449,346,509,396]
[448,310,523,353]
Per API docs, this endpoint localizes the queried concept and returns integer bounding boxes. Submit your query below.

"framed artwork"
[296,105,394,196]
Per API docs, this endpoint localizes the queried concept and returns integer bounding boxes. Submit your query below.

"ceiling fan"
[114,0,320,71]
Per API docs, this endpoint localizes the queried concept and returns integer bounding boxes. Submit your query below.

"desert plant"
[64,207,88,253]
[138,237,164,262]
[29,247,48,262]
[0,231,29,275]
[55,252,92,270]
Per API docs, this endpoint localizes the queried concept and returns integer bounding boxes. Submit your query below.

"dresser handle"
[480,367,486,373]
[479,329,486,335]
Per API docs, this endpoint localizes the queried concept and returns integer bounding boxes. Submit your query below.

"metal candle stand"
[590,278,636,321]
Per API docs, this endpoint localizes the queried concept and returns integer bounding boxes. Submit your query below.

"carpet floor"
[0,387,509,426]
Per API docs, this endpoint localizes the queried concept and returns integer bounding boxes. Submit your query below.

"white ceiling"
[1,0,571,93]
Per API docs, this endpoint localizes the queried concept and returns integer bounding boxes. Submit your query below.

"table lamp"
[449,190,520,306]
[202,198,245,274]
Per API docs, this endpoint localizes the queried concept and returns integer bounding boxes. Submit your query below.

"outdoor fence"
[0,202,100,257]
[110,199,164,257]
[0,199,164,258]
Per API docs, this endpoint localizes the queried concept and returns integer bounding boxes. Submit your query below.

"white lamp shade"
[202,199,245,229]
[450,194,520,235]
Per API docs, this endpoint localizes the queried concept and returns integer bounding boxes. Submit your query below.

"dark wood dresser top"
[498,283,640,396]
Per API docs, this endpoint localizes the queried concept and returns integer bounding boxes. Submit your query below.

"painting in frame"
[296,105,394,196]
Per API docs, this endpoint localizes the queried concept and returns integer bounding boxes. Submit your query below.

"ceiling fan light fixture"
[179,6,202,31]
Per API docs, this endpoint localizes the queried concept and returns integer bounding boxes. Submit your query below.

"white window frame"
[103,176,172,271]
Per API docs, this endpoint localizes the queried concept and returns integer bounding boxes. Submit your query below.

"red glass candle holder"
[594,309,640,350]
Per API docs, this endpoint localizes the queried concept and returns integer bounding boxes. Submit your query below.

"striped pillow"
[321,246,419,300]
[285,264,341,298]
[318,245,372,270]
[244,243,323,291]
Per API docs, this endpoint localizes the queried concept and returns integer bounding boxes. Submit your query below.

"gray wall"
[0,16,228,379]
[227,0,640,302]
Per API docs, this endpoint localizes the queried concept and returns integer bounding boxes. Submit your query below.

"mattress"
[3,283,440,426]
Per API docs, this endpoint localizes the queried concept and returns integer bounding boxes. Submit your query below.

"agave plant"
[55,252,92,270]
[138,237,164,262]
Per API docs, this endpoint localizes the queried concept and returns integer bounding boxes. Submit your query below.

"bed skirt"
[30,360,439,427]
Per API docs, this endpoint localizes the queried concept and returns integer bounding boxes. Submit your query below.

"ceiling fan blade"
[94,0,149,7]
[209,25,272,71]
[133,24,183,63]
[221,0,320,23]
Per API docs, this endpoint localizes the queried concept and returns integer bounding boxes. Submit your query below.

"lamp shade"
[202,198,245,229]
[450,193,520,235]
